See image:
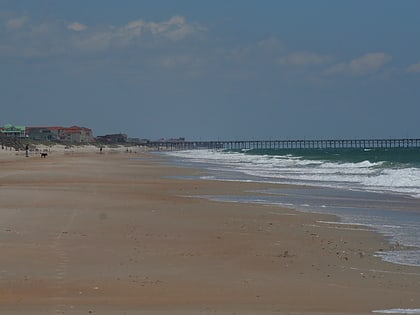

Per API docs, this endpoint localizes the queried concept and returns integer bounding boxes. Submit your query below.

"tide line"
[372,309,420,314]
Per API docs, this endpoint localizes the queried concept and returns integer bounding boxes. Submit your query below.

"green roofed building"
[1,124,26,138]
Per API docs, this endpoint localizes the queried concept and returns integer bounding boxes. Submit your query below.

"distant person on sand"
[25,144,29,157]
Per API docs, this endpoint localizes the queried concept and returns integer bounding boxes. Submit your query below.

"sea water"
[165,148,420,267]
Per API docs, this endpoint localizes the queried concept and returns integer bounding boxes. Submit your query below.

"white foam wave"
[167,149,420,198]
[375,250,420,267]
[372,309,420,314]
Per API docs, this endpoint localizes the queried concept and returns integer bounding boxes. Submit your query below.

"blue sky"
[1,1,420,140]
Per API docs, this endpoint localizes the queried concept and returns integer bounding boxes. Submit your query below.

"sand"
[0,148,419,314]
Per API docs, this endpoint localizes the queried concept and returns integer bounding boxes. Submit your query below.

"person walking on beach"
[25,144,29,157]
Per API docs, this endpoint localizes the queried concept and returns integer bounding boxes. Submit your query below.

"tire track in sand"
[51,209,77,314]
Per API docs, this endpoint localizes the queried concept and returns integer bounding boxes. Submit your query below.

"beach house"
[26,125,94,143]
[1,124,26,138]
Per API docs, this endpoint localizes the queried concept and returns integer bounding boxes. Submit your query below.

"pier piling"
[147,138,420,151]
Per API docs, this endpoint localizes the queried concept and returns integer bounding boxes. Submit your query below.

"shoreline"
[163,150,420,268]
[192,185,420,267]
[1,150,419,314]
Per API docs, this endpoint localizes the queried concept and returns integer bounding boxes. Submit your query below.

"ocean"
[165,147,420,267]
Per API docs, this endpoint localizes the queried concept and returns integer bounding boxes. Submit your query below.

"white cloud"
[349,53,392,75]
[407,62,420,73]
[0,14,205,57]
[6,16,28,30]
[67,22,88,32]
[257,37,283,52]
[120,15,201,41]
[147,16,201,41]
[73,31,113,52]
[72,16,205,52]
[325,52,392,76]
[277,52,331,66]
[222,37,283,67]
[125,20,145,30]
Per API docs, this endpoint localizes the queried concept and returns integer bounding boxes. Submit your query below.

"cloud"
[325,52,392,76]
[6,16,28,30]
[148,16,205,41]
[0,14,205,58]
[121,15,203,41]
[222,37,283,67]
[277,52,331,66]
[67,22,87,32]
[71,16,205,52]
[407,62,420,73]
[257,37,283,52]
[0,12,65,57]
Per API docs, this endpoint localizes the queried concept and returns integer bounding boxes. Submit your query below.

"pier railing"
[147,138,420,151]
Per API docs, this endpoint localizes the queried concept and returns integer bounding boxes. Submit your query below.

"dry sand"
[0,148,419,314]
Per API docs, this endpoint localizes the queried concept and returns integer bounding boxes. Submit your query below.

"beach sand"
[0,149,419,314]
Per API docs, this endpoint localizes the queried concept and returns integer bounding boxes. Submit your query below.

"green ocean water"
[231,147,420,167]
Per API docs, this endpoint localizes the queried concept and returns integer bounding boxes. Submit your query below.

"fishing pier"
[148,138,420,151]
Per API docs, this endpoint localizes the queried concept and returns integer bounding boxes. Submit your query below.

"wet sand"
[0,150,419,314]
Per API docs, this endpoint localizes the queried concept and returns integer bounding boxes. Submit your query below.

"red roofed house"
[59,126,93,143]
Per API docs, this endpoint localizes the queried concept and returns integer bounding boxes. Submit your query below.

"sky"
[1,0,420,140]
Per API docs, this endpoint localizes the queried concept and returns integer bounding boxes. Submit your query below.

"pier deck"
[147,138,420,151]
